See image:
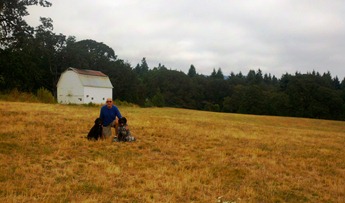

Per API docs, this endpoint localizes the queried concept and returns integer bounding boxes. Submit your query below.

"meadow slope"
[0,101,344,202]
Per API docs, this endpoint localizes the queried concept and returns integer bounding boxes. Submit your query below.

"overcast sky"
[26,0,345,79]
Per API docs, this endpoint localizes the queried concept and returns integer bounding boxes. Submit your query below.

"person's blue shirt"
[100,104,122,126]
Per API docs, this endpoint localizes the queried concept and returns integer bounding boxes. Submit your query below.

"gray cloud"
[26,0,345,79]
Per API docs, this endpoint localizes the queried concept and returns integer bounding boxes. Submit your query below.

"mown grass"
[0,101,344,202]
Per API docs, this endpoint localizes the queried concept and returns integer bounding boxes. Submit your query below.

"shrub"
[0,89,38,102]
[36,87,55,103]
[144,98,154,107]
[114,99,138,107]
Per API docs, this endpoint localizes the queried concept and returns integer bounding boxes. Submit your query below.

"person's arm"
[115,106,122,119]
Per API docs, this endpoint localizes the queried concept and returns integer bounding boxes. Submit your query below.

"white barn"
[57,67,113,104]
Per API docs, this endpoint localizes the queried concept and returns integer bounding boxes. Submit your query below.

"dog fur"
[116,117,135,142]
[117,117,128,141]
[87,118,104,140]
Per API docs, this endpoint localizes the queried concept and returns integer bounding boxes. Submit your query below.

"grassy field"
[0,101,344,202]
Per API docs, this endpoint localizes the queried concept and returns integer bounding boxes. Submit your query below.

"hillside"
[0,101,344,202]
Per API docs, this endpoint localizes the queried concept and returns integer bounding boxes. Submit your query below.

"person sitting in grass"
[100,98,122,139]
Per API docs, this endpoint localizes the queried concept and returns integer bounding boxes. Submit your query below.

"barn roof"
[66,67,113,88]
[68,67,107,77]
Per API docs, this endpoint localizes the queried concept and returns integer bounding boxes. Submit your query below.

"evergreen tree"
[210,68,224,79]
[216,68,224,79]
[134,57,149,76]
[188,64,197,77]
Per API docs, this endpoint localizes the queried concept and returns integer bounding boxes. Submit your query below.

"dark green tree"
[0,16,66,92]
[34,17,67,93]
[144,68,193,108]
[0,0,56,92]
[278,73,345,119]
[255,69,263,84]
[267,91,290,116]
[61,39,116,71]
[239,85,267,115]
[187,64,197,77]
[0,0,51,48]
[204,78,231,109]
[210,68,224,79]
[227,71,245,85]
[151,88,165,107]
[134,57,149,76]
[107,60,142,104]
[245,70,255,84]
[222,85,246,113]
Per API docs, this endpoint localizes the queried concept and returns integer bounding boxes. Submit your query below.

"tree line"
[1,0,345,121]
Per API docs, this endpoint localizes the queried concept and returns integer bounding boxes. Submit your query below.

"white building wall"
[57,71,84,104]
[84,86,112,104]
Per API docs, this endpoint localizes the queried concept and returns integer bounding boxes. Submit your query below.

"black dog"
[87,118,104,140]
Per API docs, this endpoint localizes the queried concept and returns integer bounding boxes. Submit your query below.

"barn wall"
[84,86,112,104]
[57,71,84,104]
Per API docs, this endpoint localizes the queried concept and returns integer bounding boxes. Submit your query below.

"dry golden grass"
[0,101,344,202]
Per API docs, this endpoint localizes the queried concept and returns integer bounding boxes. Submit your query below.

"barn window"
[86,95,89,98]
[91,97,94,100]
[103,98,105,100]
[78,98,82,101]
